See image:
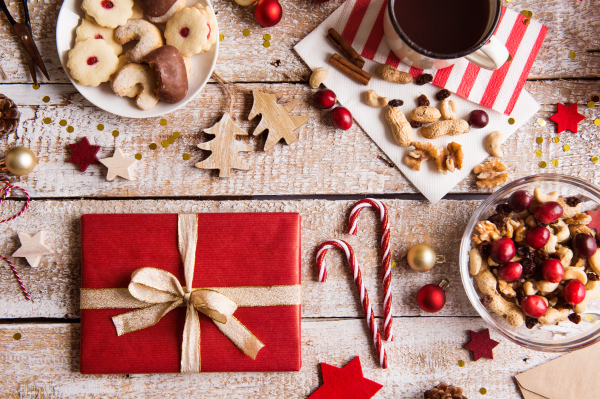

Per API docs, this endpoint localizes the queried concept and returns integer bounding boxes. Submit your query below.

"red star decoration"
[464,329,499,361]
[308,357,383,399]
[68,137,100,172]
[548,103,586,134]
[586,209,600,232]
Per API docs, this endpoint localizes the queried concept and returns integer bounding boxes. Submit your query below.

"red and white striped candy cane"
[347,198,393,341]
[316,239,388,369]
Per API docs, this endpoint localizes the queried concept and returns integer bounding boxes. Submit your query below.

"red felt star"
[464,329,499,361]
[308,357,383,399]
[586,209,600,232]
[548,103,586,134]
[68,137,100,172]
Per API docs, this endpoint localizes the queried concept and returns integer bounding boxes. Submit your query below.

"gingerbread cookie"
[67,38,119,86]
[111,63,159,110]
[164,5,218,57]
[115,19,163,63]
[137,0,185,23]
[75,19,122,55]
[82,0,134,29]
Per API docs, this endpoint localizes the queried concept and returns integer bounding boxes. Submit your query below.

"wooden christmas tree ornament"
[248,90,309,151]
[12,231,54,268]
[195,113,252,177]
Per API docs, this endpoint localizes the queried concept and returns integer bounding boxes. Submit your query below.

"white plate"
[56,0,219,118]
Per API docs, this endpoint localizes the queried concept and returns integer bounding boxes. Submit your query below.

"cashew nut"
[573,289,600,313]
[573,257,588,269]
[549,297,558,307]
[420,119,470,139]
[440,99,456,120]
[556,245,573,268]
[589,249,600,275]
[364,90,388,108]
[469,248,482,275]
[474,262,525,327]
[586,280,600,291]
[551,219,570,242]
[111,63,159,110]
[411,106,441,123]
[309,67,329,89]
[557,197,579,219]
[539,308,570,326]
[523,280,538,296]
[488,256,499,267]
[534,188,559,203]
[375,64,413,84]
[485,131,504,158]
[543,235,558,254]
[563,267,588,285]
[536,280,560,294]
[498,279,516,297]
[385,106,413,147]
[114,19,164,63]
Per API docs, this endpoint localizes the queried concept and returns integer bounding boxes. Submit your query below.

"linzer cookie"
[75,19,122,55]
[144,45,189,103]
[67,38,120,87]
[165,5,218,57]
[137,0,185,23]
[82,0,134,28]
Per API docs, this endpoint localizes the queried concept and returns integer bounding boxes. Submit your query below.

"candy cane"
[316,239,388,369]
[1,254,31,300]
[347,198,393,341]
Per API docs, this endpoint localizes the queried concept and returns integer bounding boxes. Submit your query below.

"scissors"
[0,0,49,84]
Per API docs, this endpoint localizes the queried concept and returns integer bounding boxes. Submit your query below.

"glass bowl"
[460,174,600,351]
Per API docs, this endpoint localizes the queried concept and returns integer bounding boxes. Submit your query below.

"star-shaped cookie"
[99,149,138,181]
[548,103,586,134]
[68,137,101,172]
[12,231,54,267]
[308,357,382,399]
[464,329,499,361]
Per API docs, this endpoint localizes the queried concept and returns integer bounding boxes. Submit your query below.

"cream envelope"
[515,342,600,399]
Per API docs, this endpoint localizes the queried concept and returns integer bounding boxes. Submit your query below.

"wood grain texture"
[1,80,600,197]
[0,320,560,398]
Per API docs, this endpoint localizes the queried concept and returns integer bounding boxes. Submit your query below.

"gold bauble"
[407,243,441,272]
[3,147,37,176]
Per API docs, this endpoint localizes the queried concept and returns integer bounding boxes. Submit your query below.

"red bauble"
[417,283,447,313]
[254,0,282,27]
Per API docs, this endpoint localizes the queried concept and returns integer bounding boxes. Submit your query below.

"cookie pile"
[66,0,218,110]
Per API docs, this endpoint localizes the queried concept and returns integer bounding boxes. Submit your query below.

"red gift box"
[80,213,301,374]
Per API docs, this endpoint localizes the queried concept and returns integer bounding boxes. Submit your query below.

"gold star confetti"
[13,333,21,340]
[135,153,142,160]
[539,161,547,168]
[264,41,271,48]
[536,137,543,144]
[59,119,67,127]
[552,136,560,143]
[173,131,180,138]
[264,34,271,40]
[162,140,169,147]
[160,119,167,126]
[183,153,190,160]
[112,130,119,137]
[219,34,224,41]
[43,117,51,124]
[66,126,74,133]
[508,118,515,125]
[538,119,546,126]
[480,388,487,395]
[458,360,465,367]
[569,51,576,59]
[97,124,104,131]
[588,101,596,108]
[595,119,600,126]
[42,96,50,103]
[243,29,250,36]
[535,150,542,157]
[168,136,175,144]
[563,144,571,151]
[592,156,599,163]
[32,83,39,90]
[149,143,157,150]
[552,159,559,167]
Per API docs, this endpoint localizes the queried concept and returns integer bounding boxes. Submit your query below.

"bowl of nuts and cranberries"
[460,174,600,351]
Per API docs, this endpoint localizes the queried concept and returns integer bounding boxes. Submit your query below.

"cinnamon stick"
[327,28,365,69]
[328,53,371,86]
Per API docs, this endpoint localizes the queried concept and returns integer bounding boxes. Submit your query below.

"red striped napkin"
[335,0,548,115]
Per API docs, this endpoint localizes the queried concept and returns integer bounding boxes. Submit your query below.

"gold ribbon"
[80,214,301,373]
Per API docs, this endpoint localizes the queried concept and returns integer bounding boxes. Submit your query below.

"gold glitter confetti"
[32,83,39,90]
[162,140,169,147]
[536,137,543,144]
[112,130,119,137]
[508,118,515,125]
[168,136,175,144]
[13,333,21,340]
[538,119,546,126]
[264,34,271,40]
[520,10,528,16]
[66,126,74,133]
[569,51,576,59]
[563,144,571,151]
[479,388,487,395]
[243,29,250,36]
[527,10,533,17]
[539,161,547,168]
[264,41,271,48]
[595,119,600,126]
[173,131,180,138]
[219,34,224,41]
[43,117,51,124]
[160,119,167,126]
[183,153,190,160]
[59,119,67,127]
[458,360,465,367]
[523,18,530,25]
[149,143,157,150]
[97,124,104,131]
[592,156,599,163]
[506,0,512,2]
[135,153,142,160]
[552,159,559,167]
[588,101,596,108]
[391,261,396,269]
[552,136,560,143]
[507,54,513,61]
[535,150,542,157]
[42,96,50,103]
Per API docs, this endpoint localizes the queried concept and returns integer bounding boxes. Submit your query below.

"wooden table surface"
[0,0,598,397]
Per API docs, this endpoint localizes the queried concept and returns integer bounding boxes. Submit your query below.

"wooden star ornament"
[464,329,499,361]
[308,357,383,399]
[548,103,586,133]
[68,137,101,172]
[12,231,54,267]
[99,149,138,181]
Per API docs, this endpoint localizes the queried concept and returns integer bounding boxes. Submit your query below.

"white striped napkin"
[335,0,548,115]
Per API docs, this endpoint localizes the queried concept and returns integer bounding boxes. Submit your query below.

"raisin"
[549,253,560,260]
[525,317,539,329]
[522,258,535,275]
[435,89,451,101]
[416,94,430,107]
[568,313,582,324]
[388,99,404,107]
[517,246,530,257]
[495,204,512,215]
[478,241,492,258]
[536,220,549,227]
[565,196,582,207]
[587,272,600,281]
[487,213,507,228]
[516,287,526,302]
[480,295,493,306]
[409,120,423,128]
[416,73,433,85]
[555,297,573,310]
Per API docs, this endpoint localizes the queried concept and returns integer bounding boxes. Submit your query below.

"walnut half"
[474,159,509,188]
[404,141,439,171]
[435,142,464,173]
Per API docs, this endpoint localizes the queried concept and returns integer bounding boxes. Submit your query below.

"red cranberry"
[490,237,515,264]
[101,0,114,9]
[468,110,489,128]
[87,56,98,66]
[526,226,550,249]
[534,201,563,224]
[542,259,564,283]
[498,262,522,282]
[179,27,190,38]
[521,295,548,318]
[94,34,104,39]
[331,107,353,130]
[314,89,336,109]
[563,280,586,305]
[508,190,532,212]
[573,233,598,259]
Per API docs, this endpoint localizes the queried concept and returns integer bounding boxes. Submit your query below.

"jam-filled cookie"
[130,1,144,19]
[164,5,218,57]
[137,0,186,23]
[67,38,120,86]
[75,19,122,55]
[82,0,134,28]
[115,19,163,63]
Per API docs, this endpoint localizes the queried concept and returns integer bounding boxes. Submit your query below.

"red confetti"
[587,209,600,232]
[548,103,586,134]
[464,329,499,361]
[308,357,383,399]
[68,137,100,172]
